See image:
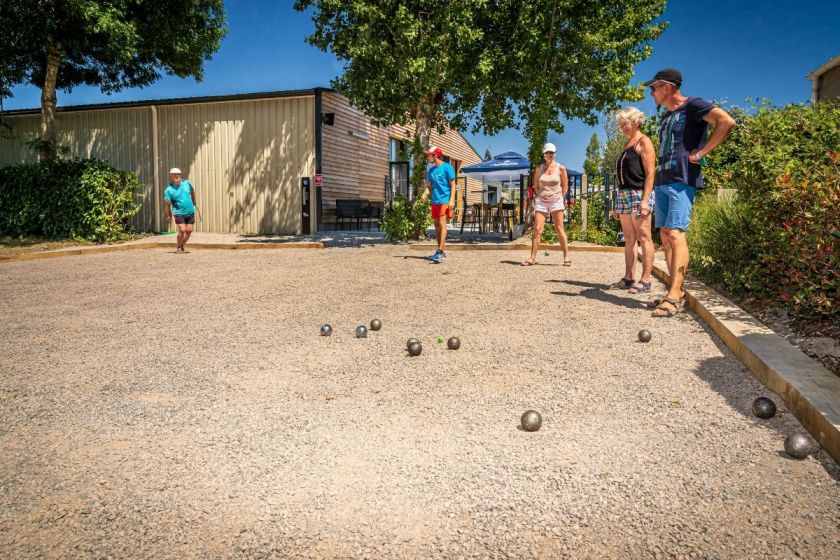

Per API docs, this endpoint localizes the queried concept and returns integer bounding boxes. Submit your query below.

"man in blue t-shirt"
[420,146,456,263]
[643,69,735,317]
[163,167,197,253]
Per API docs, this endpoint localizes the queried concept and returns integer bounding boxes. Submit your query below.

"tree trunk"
[39,40,61,161]
[409,104,433,199]
[409,106,433,239]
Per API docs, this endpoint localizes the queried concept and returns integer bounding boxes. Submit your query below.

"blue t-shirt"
[164,180,195,215]
[655,97,714,188]
[427,162,456,204]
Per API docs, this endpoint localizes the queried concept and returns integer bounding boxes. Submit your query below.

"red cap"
[423,146,443,157]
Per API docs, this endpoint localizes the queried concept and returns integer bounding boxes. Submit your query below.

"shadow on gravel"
[396,255,435,262]
[239,232,392,249]
[499,260,560,267]
[693,338,840,480]
[548,279,648,311]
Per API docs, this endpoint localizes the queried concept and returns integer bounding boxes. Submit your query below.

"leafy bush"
[0,159,141,242]
[539,189,620,245]
[694,101,839,320]
[379,195,432,242]
[686,191,755,292]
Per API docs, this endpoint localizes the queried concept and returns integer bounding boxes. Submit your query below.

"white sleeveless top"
[537,163,563,203]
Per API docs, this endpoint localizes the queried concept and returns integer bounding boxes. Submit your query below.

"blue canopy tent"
[461,152,530,232]
[461,151,585,237]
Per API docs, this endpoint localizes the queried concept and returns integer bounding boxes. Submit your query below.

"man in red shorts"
[420,146,456,263]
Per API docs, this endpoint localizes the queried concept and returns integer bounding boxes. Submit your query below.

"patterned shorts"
[614,189,654,216]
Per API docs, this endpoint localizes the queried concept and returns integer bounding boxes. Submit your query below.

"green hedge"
[541,190,620,246]
[694,102,839,321]
[0,159,141,242]
[379,195,432,242]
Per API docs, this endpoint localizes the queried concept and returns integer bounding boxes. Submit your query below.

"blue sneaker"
[428,249,441,261]
[430,250,446,263]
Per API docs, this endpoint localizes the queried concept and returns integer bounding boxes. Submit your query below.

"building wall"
[817,65,840,102]
[0,90,485,234]
[0,95,315,235]
[156,96,314,234]
[0,108,157,230]
[319,91,483,222]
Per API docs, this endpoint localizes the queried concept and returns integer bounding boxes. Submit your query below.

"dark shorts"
[174,214,195,225]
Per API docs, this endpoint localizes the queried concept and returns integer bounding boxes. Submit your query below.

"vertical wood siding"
[0,96,315,234]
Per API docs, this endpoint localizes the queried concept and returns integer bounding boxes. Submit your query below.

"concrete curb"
[410,243,625,253]
[652,261,840,464]
[0,240,325,263]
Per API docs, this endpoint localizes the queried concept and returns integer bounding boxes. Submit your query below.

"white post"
[581,173,588,240]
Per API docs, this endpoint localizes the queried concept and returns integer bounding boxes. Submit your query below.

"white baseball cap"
[169,167,182,175]
[543,143,557,153]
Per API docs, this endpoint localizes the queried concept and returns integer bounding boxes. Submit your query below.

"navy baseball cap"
[643,68,683,87]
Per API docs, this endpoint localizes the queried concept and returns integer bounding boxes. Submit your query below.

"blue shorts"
[654,183,696,231]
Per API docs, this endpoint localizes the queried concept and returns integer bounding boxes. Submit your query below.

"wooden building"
[807,53,840,103]
[0,89,483,235]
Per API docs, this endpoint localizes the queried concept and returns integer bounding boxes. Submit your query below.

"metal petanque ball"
[407,341,423,357]
[447,336,461,350]
[406,338,420,349]
[320,324,332,337]
[638,329,652,343]
[752,397,777,419]
[355,325,368,338]
[520,410,542,432]
[784,434,811,460]
[370,319,382,331]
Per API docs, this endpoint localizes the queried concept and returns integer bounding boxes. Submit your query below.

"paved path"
[1,246,837,559]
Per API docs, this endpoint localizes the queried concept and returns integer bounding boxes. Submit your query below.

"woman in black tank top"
[608,107,656,293]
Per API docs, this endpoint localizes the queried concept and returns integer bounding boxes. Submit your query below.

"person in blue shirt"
[420,146,456,263]
[643,68,735,317]
[163,167,197,253]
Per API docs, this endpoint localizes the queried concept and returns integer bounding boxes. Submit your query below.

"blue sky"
[5,0,839,170]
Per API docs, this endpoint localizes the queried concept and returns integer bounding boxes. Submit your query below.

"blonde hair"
[615,107,646,127]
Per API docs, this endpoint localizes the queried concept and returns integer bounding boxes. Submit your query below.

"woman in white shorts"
[522,143,571,266]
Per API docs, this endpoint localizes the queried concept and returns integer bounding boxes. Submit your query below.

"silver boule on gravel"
[370,319,382,331]
[406,338,420,349]
[355,325,368,338]
[320,324,332,336]
[407,341,422,357]
[752,397,777,419]
[447,336,460,350]
[784,434,811,460]
[638,329,652,343]
[520,410,542,432]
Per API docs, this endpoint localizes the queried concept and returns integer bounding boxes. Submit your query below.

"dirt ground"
[0,237,86,257]
[1,245,838,559]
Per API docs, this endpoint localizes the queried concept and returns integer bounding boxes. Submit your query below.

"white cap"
[169,167,182,175]
[543,143,557,153]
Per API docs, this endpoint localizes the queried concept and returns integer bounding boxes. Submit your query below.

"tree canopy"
[473,0,667,166]
[0,0,227,159]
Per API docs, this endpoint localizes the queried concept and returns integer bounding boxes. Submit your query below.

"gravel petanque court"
[1,245,838,559]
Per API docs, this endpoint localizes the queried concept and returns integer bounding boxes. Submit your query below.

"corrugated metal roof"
[1,88,326,116]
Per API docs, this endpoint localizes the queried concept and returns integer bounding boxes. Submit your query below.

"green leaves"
[1,1,227,159]
[0,159,141,242]
[691,101,840,322]
[379,195,432,242]
[2,1,227,93]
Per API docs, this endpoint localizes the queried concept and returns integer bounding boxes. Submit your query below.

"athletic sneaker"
[428,249,441,261]
[430,250,446,263]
